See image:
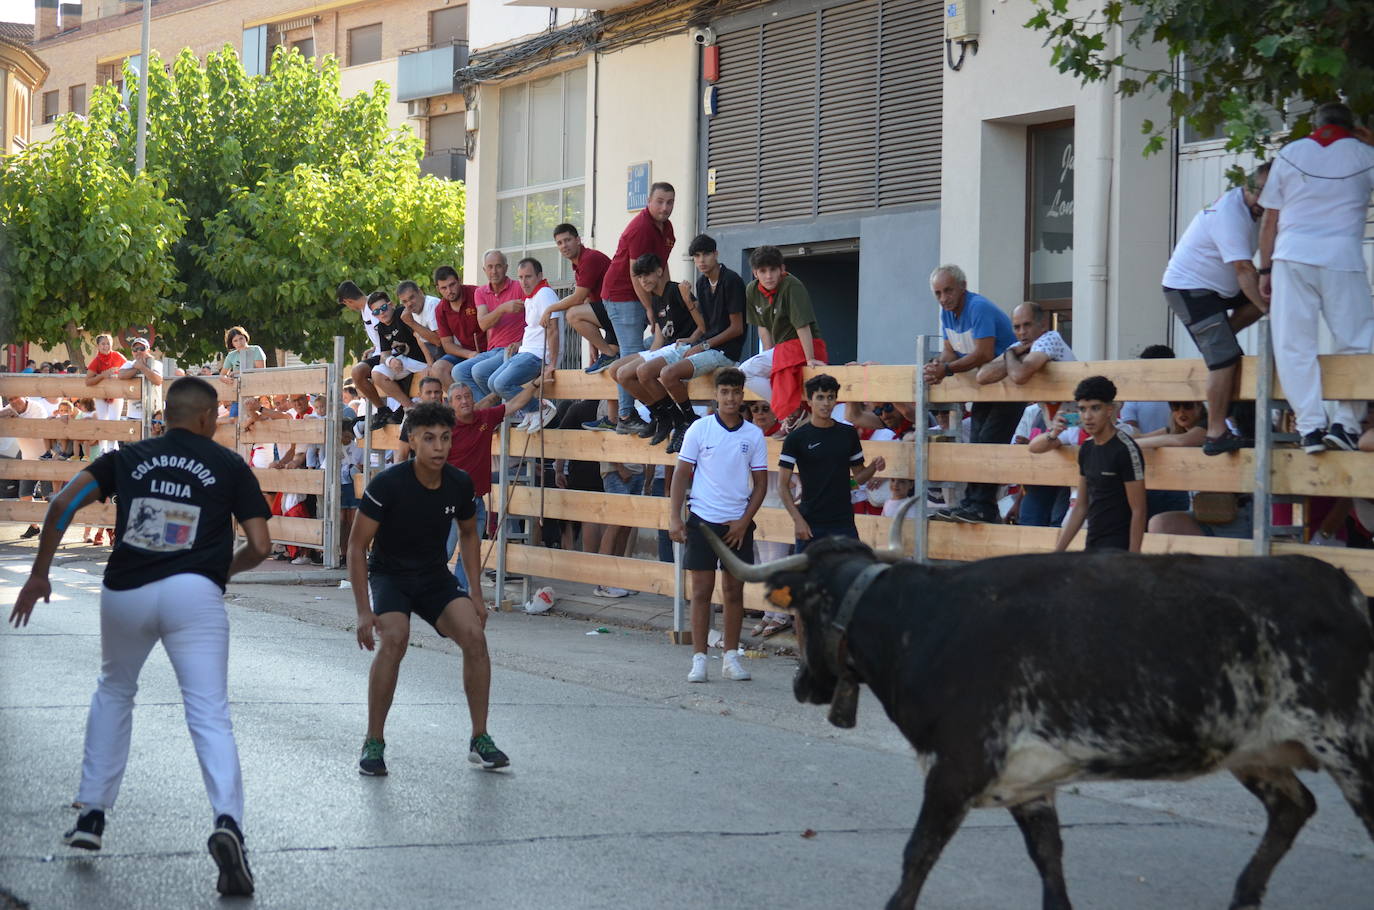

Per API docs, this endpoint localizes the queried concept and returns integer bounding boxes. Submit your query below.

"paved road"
[1,552,1371,909]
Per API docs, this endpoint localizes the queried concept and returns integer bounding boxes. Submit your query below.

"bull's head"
[697,498,916,728]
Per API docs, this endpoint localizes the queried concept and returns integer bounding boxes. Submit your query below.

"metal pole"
[672,539,684,637]
[912,334,931,562]
[495,413,511,609]
[134,0,151,173]
[139,375,153,440]
[324,337,344,568]
[1251,318,1274,556]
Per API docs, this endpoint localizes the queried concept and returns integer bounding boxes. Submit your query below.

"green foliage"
[4,45,466,363]
[1026,0,1374,162]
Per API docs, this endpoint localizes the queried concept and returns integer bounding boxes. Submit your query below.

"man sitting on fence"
[487,258,562,433]
[740,245,827,423]
[360,291,431,432]
[425,266,485,392]
[975,302,1075,385]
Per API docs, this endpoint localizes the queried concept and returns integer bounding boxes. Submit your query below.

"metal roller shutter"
[706,26,762,227]
[877,0,943,205]
[818,1,878,213]
[757,13,818,221]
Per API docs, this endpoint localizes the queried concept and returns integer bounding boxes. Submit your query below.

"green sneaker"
[359,736,387,776]
[468,733,510,770]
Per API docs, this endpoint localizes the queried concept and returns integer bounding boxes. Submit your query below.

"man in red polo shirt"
[600,182,677,434]
[443,379,535,593]
[429,265,485,391]
[542,223,618,377]
[455,251,528,401]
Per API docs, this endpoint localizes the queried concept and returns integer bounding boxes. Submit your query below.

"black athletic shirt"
[1078,431,1146,550]
[694,265,747,361]
[375,314,422,361]
[779,421,865,525]
[651,282,696,344]
[359,461,476,575]
[86,428,271,591]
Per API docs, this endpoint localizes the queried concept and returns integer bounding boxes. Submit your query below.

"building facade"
[1,21,48,155]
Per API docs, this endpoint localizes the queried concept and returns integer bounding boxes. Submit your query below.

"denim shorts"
[601,470,645,497]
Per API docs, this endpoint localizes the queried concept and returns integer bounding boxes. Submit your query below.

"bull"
[701,503,1374,910]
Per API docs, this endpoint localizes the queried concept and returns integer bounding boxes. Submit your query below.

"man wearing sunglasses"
[360,291,432,431]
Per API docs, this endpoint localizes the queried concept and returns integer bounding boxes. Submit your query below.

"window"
[496,68,587,281]
[430,5,467,45]
[428,112,464,154]
[292,37,315,59]
[348,24,382,66]
[69,84,86,116]
[42,90,59,124]
[1025,121,1074,330]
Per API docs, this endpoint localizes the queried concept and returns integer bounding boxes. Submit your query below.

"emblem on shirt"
[444,505,456,515]
[124,497,202,552]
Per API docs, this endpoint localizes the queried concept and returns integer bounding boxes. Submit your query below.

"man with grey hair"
[455,250,527,401]
[922,264,1020,523]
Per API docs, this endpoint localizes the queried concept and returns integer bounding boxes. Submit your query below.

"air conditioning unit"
[407,99,429,119]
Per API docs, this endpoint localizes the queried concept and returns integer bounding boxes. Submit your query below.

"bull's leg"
[886,766,974,910]
[1009,794,1072,910]
[1322,738,1374,843]
[1228,767,1317,910]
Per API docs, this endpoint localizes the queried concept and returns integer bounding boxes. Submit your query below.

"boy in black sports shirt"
[778,374,886,549]
[11,376,271,897]
[359,291,432,431]
[348,401,510,775]
[1054,375,1148,553]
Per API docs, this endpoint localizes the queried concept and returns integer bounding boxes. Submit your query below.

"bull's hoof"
[828,677,860,728]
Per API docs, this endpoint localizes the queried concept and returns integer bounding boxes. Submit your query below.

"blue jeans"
[488,352,543,415]
[445,496,487,594]
[604,300,647,418]
[1019,485,1070,527]
[453,348,506,400]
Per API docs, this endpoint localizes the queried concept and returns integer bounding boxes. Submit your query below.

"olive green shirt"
[744,274,820,345]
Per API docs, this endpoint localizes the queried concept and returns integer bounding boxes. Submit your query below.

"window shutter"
[705,27,761,227]
[876,0,942,205]
[817,2,878,213]
[756,14,817,221]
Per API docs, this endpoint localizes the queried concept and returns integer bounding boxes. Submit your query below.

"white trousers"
[1271,260,1374,434]
[92,398,124,454]
[77,574,244,824]
[739,349,774,403]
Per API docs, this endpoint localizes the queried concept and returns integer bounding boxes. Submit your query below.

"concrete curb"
[232,569,348,585]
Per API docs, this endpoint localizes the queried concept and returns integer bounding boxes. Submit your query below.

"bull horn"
[874,495,919,563]
[696,520,810,583]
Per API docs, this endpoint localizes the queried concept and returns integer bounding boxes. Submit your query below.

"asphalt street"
[1,550,1371,909]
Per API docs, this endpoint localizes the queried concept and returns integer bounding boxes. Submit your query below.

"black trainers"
[616,414,649,435]
[665,423,688,455]
[1323,423,1359,452]
[367,406,393,432]
[359,736,387,776]
[387,407,407,425]
[468,733,510,770]
[21,525,40,539]
[62,808,104,851]
[649,419,675,446]
[948,506,998,524]
[1202,431,1245,456]
[207,815,254,897]
[1301,430,1328,455]
[637,418,660,439]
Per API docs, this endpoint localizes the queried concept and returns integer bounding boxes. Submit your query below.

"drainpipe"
[1081,24,1116,359]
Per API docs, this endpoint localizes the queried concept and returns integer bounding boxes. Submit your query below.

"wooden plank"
[1271,450,1374,498]
[0,459,89,483]
[267,516,324,546]
[362,425,404,451]
[0,500,119,525]
[251,468,326,494]
[0,418,140,442]
[239,368,328,398]
[240,420,325,445]
[1238,353,1374,403]
[0,376,142,399]
[213,425,238,447]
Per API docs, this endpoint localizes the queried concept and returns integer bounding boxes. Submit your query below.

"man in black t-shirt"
[608,252,707,444]
[778,374,886,550]
[1055,376,1148,552]
[11,377,270,897]
[654,234,747,448]
[348,400,510,776]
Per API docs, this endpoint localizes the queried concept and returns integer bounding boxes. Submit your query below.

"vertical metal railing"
[495,411,511,610]
[912,334,933,562]
[323,336,344,568]
[1251,318,1274,556]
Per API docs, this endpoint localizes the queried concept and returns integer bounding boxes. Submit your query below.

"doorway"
[756,239,860,365]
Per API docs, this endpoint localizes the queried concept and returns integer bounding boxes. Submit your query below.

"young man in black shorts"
[348,401,510,775]
[1054,375,1148,553]
[667,368,768,683]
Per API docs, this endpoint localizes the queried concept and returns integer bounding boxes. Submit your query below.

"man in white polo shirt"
[1258,101,1374,454]
[668,368,767,684]
[1162,162,1270,455]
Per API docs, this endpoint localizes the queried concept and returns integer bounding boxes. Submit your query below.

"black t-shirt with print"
[1078,431,1146,550]
[651,282,696,344]
[86,428,272,591]
[359,461,476,575]
[779,421,865,525]
[694,265,747,361]
[375,315,422,362]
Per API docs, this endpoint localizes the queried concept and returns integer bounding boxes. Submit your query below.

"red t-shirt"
[437,285,485,354]
[475,280,527,349]
[88,351,127,374]
[601,208,676,303]
[447,406,505,497]
[572,248,612,303]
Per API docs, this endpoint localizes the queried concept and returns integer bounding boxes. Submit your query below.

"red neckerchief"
[757,269,789,307]
[1311,124,1354,147]
[525,279,550,301]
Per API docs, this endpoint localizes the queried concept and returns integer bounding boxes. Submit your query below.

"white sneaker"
[540,398,558,427]
[687,653,708,683]
[593,585,630,598]
[290,555,311,565]
[515,411,536,433]
[722,649,752,681]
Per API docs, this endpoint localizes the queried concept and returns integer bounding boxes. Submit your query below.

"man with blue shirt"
[922,264,1020,523]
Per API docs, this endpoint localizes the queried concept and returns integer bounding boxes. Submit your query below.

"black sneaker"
[468,733,510,770]
[580,416,617,432]
[929,508,957,522]
[1323,423,1359,452]
[665,423,688,455]
[1301,430,1328,455]
[62,809,104,851]
[207,815,254,897]
[1202,431,1245,456]
[359,736,387,776]
[21,525,40,539]
[637,418,660,439]
[649,419,675,446]
[387,407,407,425]
[949,506,998,524]
[616,415,649,435]
[367,406,393,432]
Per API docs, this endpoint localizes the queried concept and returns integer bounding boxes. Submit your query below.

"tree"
[1026,0,1374,163]
[0,93,186,364]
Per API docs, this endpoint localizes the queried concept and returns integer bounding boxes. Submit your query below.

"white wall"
[338,57,412,134]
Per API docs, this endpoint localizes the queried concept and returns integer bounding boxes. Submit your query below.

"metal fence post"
[139,374,154,441]
[672,539,684,638]
[324,337,344,568]
[495,412,511,610]
[912,334,932,562]
[1252,318,1274,556]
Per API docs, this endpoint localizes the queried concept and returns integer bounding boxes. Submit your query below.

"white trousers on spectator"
[739,349,774,404]
[92,398,124,453]
[77,574,244,824]
[1271,260,1374,435]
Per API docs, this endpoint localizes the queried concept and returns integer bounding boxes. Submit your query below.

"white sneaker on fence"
[722,649,752,681]
[687,653,708,683]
